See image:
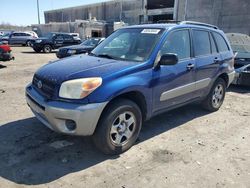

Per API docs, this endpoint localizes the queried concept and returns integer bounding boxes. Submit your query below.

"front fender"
[88,70,153,117]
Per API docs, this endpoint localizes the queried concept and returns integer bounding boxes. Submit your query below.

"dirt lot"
[0,47,250,188]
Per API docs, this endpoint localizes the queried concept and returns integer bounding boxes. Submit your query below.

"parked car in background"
[56,37,105,58]
[26,22,235,154]
[226,33,250,86]
[70,33,80,38]
[0,41,14,61]
[0,31,37,46]
[25,31,38,38]
[31,32,81,53]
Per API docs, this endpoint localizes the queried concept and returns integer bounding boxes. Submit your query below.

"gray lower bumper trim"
[26,85,108,136]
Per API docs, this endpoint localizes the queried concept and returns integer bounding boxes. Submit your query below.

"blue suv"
[26,21,235,154]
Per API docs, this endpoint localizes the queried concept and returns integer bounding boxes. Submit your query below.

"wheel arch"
[100,90,148,122]
[218,73,229,87]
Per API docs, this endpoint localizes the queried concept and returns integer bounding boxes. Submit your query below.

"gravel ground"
[0,47,250,188]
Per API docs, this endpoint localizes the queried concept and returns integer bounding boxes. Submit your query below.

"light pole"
[37,0,41,24]
[120,0,123,21]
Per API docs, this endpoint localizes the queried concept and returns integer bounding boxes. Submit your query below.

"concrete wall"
[177,0,250,35]
[44,0,175,25]
[32,20,109,39]
[44,0,144,25]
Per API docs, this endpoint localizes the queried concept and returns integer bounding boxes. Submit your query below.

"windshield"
[91,28,164,62]
[81,38,100,46]
[2,33,10,37]
[43,33,55,38]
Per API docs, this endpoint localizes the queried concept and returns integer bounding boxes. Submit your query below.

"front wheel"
[202,78,226,112]
[93,99,142,155]
[43,45,52,53]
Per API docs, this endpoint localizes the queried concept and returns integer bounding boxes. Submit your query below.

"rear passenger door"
[9,33,19,44]
[192,29,220,97]
[63,35,74,46]
[152,29,196,112]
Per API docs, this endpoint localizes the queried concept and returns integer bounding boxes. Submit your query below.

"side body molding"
[160,78,211,101]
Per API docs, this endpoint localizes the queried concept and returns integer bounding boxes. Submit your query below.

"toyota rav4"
[26,21,235,154]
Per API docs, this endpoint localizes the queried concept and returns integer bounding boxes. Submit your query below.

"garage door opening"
[91,30,102,37]
[148,14,174,23]
[147,0,175,10]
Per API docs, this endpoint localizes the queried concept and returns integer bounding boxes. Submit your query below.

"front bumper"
[0,52,14,61]
[232,65,250,86]
[26,84,108,136]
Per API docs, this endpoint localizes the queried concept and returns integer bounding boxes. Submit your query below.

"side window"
[54,35,63,40]
[210,33,217,54]
[193,30,211,56]
[213,32,229,52]
[12,33,19,37]
[24,33,31,36]
[64,35,73,41]
[161,30,191,60]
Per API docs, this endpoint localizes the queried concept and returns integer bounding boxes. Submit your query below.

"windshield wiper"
[89,52,122,60]
[96,54,116,60]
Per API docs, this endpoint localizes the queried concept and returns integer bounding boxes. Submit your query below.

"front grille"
[32,75,56,99]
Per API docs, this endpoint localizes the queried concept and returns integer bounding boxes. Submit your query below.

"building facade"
[44,0,176,25]
[43,0,250,35]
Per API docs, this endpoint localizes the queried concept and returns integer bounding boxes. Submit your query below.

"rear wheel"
[202,78,226,112]
[43,45,52,53]
[93,99,142,155]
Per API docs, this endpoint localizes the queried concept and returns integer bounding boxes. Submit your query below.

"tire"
[93,99,142,155]
[43,45,52,53]
[202,78,226,112]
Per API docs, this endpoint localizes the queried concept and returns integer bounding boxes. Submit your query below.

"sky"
[0,0,110,26]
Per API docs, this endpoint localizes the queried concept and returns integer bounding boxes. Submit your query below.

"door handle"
[187,63,195,70]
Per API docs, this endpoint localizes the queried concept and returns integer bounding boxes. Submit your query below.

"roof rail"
[180,21,219,29]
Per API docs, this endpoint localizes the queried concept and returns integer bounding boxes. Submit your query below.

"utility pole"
[120,0,123,21]
[37,0,41,24]
[143,0,148,23]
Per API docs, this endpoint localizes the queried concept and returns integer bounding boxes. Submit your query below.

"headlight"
[67,49,77,54]
[59,77,102,99]
[35,39,42,43]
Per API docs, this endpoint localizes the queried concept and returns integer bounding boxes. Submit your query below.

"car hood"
[35,55,138,85]
[60,45,94,51]
[34,37,50,42]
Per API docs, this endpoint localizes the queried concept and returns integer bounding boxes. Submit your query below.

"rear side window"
[193,30,211,56]
[54,35,63,40]
[213,32,229,52]
[161,30,191,60]
[210,33,217,54]
[64,35,73,41]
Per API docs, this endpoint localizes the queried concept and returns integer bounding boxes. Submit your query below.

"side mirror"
[159,53,178,66]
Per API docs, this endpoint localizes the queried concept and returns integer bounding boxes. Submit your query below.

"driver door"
[152,29,197,113]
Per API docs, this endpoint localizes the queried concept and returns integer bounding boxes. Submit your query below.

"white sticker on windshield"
[141,29,161,34]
